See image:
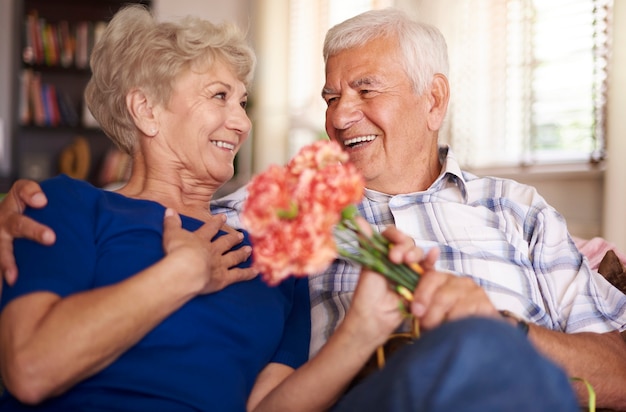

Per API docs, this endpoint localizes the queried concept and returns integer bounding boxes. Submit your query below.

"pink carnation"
[241,140,364,285]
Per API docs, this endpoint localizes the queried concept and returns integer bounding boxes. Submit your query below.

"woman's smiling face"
[157,60,251,186]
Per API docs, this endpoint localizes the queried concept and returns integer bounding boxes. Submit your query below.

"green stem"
[336,213,420,292]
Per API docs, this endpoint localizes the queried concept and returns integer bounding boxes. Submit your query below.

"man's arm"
[0,180,55,287]
[530,326,626,410]
[410,260,626,409]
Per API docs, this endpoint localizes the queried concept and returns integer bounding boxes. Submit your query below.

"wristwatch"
[498,310,530,336]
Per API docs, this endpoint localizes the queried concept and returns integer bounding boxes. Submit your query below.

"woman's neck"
[115,157,219,222]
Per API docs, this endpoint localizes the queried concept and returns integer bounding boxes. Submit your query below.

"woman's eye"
[214,92,227,100]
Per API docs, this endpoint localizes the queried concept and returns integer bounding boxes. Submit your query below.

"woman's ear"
[426,73,450,132]
[126,88,158,137]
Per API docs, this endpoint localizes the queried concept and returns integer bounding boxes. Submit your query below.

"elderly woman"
[0,5,308,411]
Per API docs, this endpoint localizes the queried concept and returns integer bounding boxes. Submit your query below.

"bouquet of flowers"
[241,140,422,300]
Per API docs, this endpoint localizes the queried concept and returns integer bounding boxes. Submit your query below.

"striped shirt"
[212,146,626,356]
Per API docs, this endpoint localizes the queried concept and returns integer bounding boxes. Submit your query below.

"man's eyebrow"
[321,77,379,97]
[351,77,377,87]
[321,87,335,97]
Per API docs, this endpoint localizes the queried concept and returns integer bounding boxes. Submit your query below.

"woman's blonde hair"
[84,5,256,154]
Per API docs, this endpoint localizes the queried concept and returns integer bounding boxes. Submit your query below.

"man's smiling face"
[322,35,438,194]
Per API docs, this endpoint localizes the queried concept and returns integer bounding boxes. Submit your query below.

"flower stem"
[336,211,422,293]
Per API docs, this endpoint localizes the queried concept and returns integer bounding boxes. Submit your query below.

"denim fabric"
[333,317,579,412]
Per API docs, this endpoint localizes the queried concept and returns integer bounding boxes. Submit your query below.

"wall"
[153,0,251,27]
[604,0,626,252]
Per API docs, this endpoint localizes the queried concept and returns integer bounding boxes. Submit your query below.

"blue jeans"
[332,317,579,412]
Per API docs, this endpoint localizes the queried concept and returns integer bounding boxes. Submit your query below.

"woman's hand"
[162,208,258,294]
[0,180,55,288]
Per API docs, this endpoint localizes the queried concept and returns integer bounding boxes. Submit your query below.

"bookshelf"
[9,0,150,188]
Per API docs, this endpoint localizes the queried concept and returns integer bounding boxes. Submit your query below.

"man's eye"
[240,100,248,109]
[325,97,338,106]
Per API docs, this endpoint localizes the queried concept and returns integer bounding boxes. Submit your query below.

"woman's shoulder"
[41,174,101,199]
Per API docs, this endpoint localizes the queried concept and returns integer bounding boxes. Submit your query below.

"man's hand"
[0,180,55,287]
[410,268,499,330]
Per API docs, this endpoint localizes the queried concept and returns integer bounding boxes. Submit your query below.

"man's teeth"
[344,135,376,146]
[212,141,235,150]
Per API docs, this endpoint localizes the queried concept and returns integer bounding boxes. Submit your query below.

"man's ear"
[126,88,158,137]
[426,73,450,131]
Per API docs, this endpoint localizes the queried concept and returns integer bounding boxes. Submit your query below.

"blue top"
[0,175,311,412]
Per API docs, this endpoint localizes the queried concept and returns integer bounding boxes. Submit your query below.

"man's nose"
[328,96,364,130]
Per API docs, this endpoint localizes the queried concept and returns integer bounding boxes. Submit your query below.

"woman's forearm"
[0,254,199,404]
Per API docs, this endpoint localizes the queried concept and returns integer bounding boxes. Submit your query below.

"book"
[18,69,33,125]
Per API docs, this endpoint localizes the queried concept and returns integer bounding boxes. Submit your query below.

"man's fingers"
[411,270,448,316]
[162,208,183,244]
[354,216,373,237]
[13,179,48,209]
[163,208,182,226]
[4,214,55,245]
[0,245,18,286]
[412,274,495,330]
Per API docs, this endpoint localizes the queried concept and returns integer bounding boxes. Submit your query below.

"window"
[440,0,612,168]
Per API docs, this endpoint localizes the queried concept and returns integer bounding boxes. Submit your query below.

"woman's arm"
[0,209,256,405]
[248,268,402,412]
[248,226,440,412]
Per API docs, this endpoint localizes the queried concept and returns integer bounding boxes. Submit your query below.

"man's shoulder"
[211,185,248,211]
[210,185,248,227]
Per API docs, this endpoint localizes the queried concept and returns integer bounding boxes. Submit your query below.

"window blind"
[441,0,612,168]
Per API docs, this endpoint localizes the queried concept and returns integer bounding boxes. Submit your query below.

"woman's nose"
[227,108,252,135]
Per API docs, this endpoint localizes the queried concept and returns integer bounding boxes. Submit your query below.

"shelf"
[18,125,102,134]
[7,0,151,188]
[22,64,91,74]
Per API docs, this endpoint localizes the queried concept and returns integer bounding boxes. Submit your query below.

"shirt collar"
[363,145,468,202]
